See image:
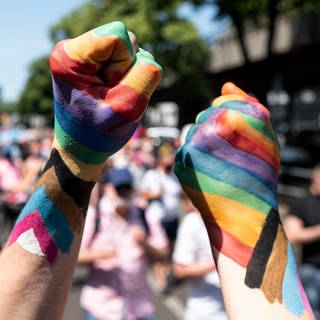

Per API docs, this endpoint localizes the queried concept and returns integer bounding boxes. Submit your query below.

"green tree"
[18,0,211,118]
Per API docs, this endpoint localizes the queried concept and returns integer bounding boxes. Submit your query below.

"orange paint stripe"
[183,185,266,247]
[64,33,118,63]
[121,64,162,99]
[218,110,278,157]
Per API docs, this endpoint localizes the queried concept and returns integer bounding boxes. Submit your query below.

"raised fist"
[50,21,162,166]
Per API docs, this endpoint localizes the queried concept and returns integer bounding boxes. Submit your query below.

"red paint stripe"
[217,114,279,172]
[205,221,253,268]
[105,84,149,121]
[7,211,58,265]
[50,41,106,99]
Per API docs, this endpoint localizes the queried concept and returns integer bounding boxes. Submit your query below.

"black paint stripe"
[245,208,281,288]
[42,148,95,212]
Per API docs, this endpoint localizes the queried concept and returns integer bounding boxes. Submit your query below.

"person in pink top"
[78,168,169,320]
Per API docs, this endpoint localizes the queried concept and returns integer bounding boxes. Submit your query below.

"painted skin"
[5,21,162,265]
[174,82,315,320]
[0,22,162,320]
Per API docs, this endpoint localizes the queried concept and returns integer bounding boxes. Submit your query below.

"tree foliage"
[17,0,211,115]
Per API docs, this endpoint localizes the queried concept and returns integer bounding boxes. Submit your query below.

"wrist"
[52,139,104,182]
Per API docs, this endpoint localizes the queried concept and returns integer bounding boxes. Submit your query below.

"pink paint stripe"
[297,268,314,315]
[7,210,58,265]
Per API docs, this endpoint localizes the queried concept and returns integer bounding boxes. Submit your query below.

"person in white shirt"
[139,144,182,288]
[173,194,227,320]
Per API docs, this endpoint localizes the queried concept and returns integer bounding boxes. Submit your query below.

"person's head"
[310,164,320,196]
[108,168,134,217]
[157,144,175,173]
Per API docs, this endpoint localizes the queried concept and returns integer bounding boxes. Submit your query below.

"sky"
[0,1,227,102]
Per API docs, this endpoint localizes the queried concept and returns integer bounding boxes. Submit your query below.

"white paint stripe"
[17,228,44,256]
[147,272,185,319]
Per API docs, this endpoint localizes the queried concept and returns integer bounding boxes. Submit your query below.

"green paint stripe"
[235,111,279,144]
[175,162,271,214]
[54,119,110,165]
[93,21,134,56]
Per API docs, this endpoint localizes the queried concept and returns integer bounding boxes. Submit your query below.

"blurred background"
[1,0,320,319]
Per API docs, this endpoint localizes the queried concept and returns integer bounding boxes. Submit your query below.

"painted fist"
[50,21,162,166]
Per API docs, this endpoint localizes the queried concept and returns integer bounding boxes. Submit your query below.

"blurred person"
[285,163,320,318]
[0,146,21,194]
[139,143,182,288]
[173,194,226,320]
[140,144,182,242]
[79,168,168,320]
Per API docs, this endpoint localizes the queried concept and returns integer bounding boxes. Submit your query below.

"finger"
[50,21,135,85]
[104,48,163,121]
[221,82,249,97]
[101,31,140,86]
[128,31,139,53]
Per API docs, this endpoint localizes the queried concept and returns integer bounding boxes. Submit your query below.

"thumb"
[221,82,249,97]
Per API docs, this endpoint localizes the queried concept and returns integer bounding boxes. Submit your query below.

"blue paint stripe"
[282,242,304,316]
[180,144,277,208]
[16,186,73,253]
[54,99,127,153]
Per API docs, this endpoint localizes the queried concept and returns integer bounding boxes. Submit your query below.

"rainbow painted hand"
[175,83,313,317]
[175,82,280,266]
[50,21,162,167]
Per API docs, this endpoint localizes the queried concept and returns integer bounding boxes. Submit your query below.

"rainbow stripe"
[174,85,314,318]
[6,21,162,265]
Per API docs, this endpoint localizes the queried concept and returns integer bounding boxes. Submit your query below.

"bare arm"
[174,82,315,320]
[285,215,320,245]
[78,247,116,264]
[0,21,161,320]
[173,261,215,278]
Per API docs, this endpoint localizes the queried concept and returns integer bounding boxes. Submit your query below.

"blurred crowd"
[1,113,319,319]
[0,115,226,320]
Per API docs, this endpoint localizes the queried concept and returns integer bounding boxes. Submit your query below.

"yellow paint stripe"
[211,94,246,107]
[64,32,119,63]
[121,64,162,99]
[52,139,103,182]
[183,185,266,247]
[221,110,279,156]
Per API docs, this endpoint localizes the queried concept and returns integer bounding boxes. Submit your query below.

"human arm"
[0,21,161,320]
[174,82,315,319]
[78,247,116,264]
[285,215,320,245]
[173,261,215,278]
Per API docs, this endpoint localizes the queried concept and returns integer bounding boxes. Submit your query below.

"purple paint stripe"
[192,121,278,191]
[219,99,268,121]
[52,76,138,139]
[8,211,58,265]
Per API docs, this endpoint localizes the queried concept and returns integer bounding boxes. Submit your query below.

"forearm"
[173,261,215,278]
[78,248,115,264]
[143,242,169,261]
[205,209,314,320]
[175,82,315,319]
[287,224,320,245]
[0,147,98,319]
